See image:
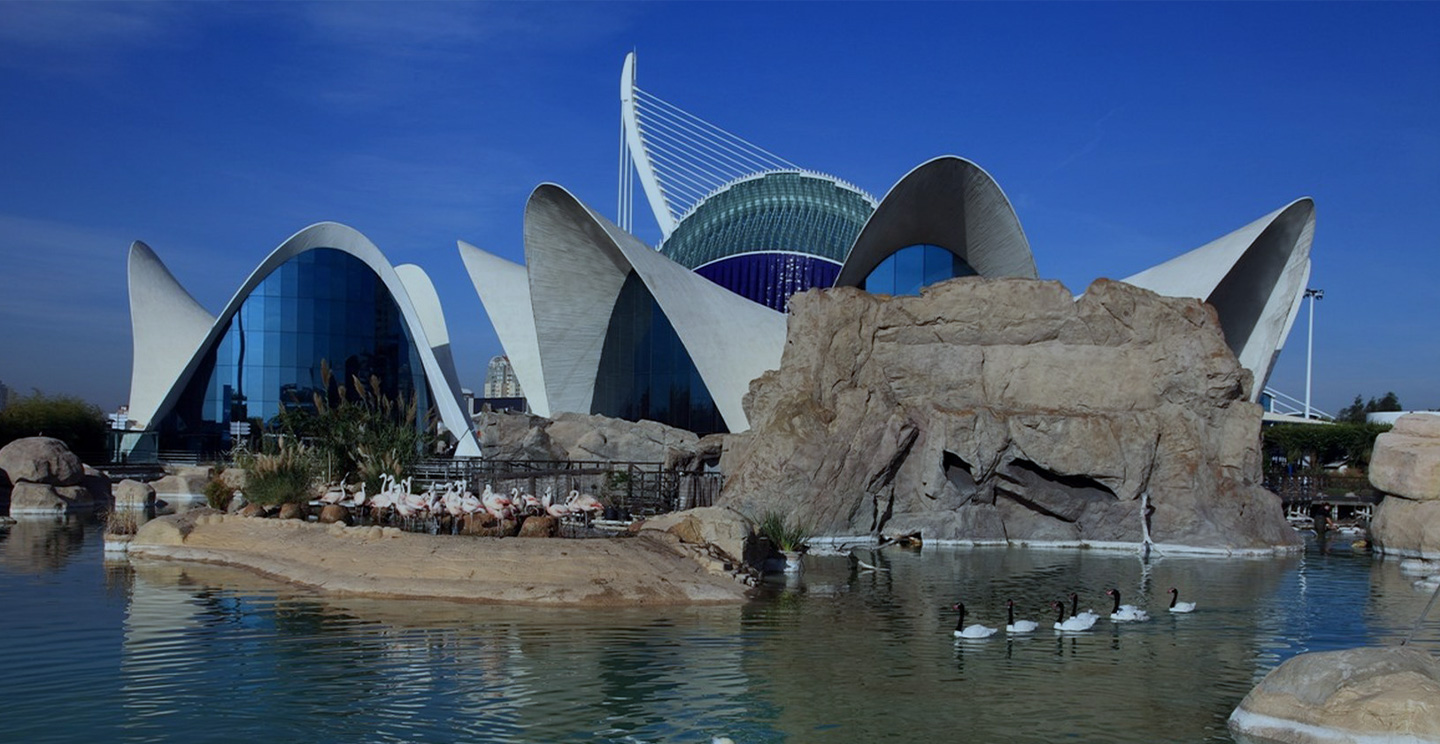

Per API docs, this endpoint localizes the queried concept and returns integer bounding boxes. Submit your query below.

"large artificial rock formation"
[1370,414,1440,559]
[719,278,1298,552]
[476,410,709,468]
[1228,647,1440,743]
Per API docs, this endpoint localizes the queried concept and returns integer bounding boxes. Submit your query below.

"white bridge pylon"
[619,51,799,240]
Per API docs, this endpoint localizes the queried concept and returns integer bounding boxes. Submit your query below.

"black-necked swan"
[1051,600,1097,631]
[1069,592,1100,623]
[1167,587,1197,613]
[1106,588,1150,621]
[1006,599,1039,633]
[952,602,998,639]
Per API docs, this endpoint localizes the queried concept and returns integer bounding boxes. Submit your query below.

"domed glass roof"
[660,171,876,269]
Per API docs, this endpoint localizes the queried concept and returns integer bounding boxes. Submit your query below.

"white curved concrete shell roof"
[457,241,549,416]
[463,184,787,432]
[834,156,1038,287]
[127,222,480,457]
[526,184,787,432]
[1122,198,1316,397]
[126,241,217,435]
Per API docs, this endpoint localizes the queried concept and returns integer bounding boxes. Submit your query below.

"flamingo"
[321,476,347,505]
[567,489,603,516]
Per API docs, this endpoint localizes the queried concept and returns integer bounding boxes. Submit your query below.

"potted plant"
[759,512,810,573]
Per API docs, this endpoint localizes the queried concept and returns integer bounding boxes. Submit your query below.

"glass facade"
[862,244,977,296]
[591,272,727,435]
[694,253,841,312]
[157,248,431,452]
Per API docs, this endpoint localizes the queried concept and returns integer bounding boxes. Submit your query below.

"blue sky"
[1,1,1436,417]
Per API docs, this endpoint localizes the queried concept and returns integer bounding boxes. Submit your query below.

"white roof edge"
[835,155,1037,287]
[125,240,218,429]
[457,240,550,417]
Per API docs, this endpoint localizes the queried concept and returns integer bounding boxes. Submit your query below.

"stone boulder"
[9,482,93,514]
[317,504,350,525]
[151,473,210,497]
[1229,647,1440,743]
[0,437,84,486]
[277,503,306,520]
[217,468,248,491]
[517,515,559,538]
[1370,415,1440,559]
[115,479,157,509]
[1371,414,1440,500]
[640,507,757,566]
[134,508,223,546]
[718,278,1298,552]
[475,410,711,468]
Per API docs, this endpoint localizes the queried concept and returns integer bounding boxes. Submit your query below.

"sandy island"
[127,510,752,606]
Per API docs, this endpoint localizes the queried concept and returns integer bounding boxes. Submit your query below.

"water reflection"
[3,519,1440,743]
[0,513,94,572]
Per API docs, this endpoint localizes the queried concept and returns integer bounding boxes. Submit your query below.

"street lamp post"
[1304,288,1324,419]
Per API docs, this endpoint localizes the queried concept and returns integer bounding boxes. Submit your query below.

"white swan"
[1106,588,1150,622]
[1005,599,1038,633]
[952,602,998,639]
[1068,592,1101,624]
[1051,601,1098,632]
[1167,587,1197,613]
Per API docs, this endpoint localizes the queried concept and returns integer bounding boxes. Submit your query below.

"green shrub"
[1263,422,1392,472]
[243,443,314,506]
[758,511,811,552]
[274,361,435,495]
[203,476,233,511]
[0,391,107,455]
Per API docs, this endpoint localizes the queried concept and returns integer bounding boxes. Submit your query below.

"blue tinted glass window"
[693,252,842,312]
[862,244,979,296]
[158,248,434,453]
[592,272,727,435]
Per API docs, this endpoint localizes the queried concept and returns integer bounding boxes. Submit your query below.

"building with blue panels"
[126,223,480,457]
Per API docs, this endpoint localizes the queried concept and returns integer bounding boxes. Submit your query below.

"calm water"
[2,516,1438,743]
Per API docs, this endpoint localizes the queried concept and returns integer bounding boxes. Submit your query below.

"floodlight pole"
[1304,288,1324,419]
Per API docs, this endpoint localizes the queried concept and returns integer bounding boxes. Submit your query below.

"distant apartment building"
[483,356,525,399]
[479,356,527,413]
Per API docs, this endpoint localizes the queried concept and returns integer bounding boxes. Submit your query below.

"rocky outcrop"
[639,506,758,567]
[9,482,93,513]
[115,479,157,508]
[1372,415,1440,500]
[476,410,713,469]
[0,437,102,514]
[719,278,1298,552]
[1229,647,1440,743]
[0,437,84,487]
[152,465,212,499]
[1370,415,1440,560]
